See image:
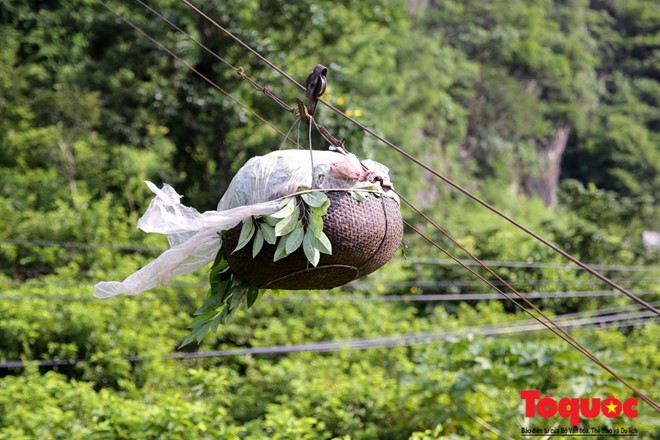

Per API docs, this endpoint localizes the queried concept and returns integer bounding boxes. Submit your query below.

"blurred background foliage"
[0,0,658,438]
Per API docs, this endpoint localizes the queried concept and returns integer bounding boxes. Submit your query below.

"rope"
[329,106,658,312]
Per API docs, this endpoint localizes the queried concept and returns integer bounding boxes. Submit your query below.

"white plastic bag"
[94,149,394,298]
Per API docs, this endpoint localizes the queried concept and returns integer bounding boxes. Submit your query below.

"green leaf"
[212,274,233,304]
[286,221,304,254]
[185,248,239,348]
[313,230,332,254]
[233,219,255,253]
[218,276,235,304]
[349,190,368,202]
[259,222,276,244]
[278,196,292,208]
[189,310,217,328]
[252,227,264,257]
[256,289,265,302]
[263,215,280,227]
[246,285,260,308]
[301,191,328,208]
[303,229,321,266]
[179,334,197,349]
[209,249,233,303]
[209,247,229,283]
[271,197,296,218]
[317,197,331,215]
[210,313,224,333]
[179,321,213,348]
[204,283,222,308]
[209,272,230,298]
[229,288,247,311]
[308,212,324,237]
[273,234,290,262]
[274,205,300,236]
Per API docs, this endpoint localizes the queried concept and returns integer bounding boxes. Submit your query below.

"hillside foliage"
[0,0,658,438]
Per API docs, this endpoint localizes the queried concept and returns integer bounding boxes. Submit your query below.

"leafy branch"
[233,190,333,267]
[181,190,334,346]
[180,247,261,347]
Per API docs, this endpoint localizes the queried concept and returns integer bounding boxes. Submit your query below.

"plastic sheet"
[94,149,394,298]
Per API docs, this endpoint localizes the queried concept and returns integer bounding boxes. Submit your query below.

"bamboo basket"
[225,190,403,289]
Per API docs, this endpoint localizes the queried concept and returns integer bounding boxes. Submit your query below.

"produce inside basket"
[94,149,402,344]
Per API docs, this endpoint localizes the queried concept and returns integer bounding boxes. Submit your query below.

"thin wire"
[135,0,295,114]
[401,218,659,411]
[310,117,347,152]
[308,117,315,180]
[178,0,655,312]
[276,290,659,303]
[493,301,658,322]
[349,278,659,290]
[0,307,655,369]
[0,239,161,252]
[4,238,656,273]
[1,277,654,290]
[137,0,234,70]
[1,290,657,303]
[99,1,298,147]
[312,119,338,150]
[399,257,660,273]
[357,277,660,288]
[180,0,306,91]
[279,119,301,150]
[398,194,660,357]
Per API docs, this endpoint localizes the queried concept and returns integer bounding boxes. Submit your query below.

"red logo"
[520,390,638,426]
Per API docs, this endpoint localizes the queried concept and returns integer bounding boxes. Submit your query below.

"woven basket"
[224,190,403,290]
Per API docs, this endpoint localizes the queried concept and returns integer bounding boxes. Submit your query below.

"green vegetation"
[0,0,658,438]
[183,189,337,347]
